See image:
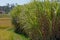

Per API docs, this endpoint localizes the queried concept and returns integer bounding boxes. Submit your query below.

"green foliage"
[10,0,60,40]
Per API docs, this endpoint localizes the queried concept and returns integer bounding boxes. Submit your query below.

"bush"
[10,0,60,40]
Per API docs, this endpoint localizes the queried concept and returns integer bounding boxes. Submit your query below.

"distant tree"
[4,3,15,14]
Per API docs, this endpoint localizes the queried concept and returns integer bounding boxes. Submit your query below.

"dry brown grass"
[0,17,13,29]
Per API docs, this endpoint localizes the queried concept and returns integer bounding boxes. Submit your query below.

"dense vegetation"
[10,0,60,40]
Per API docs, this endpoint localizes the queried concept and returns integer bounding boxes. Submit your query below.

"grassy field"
[0,30,30,40]
[0,18,12,29]
[0,14,30,40]
[0,14,13,30]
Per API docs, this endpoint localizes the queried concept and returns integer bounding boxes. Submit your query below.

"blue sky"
[0,0,31,6]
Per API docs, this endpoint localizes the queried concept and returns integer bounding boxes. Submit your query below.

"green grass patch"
[0,30,30,40]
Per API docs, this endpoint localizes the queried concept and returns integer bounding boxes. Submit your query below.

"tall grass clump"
[10,0,60,40]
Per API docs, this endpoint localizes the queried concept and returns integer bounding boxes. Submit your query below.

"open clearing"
[0,16,13,29]
[0,14,13,29]
[0,18,12,27]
